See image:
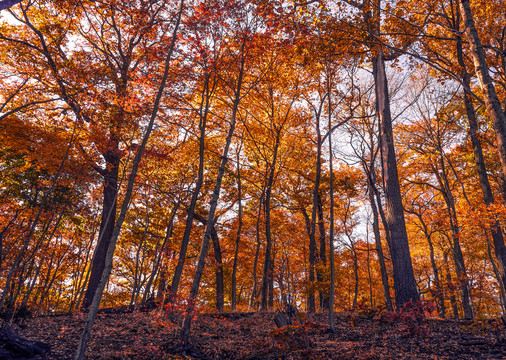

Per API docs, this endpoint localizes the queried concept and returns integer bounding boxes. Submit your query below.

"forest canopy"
[1,1,506,353]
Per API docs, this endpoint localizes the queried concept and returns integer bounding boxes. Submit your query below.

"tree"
[74,0,184,357]
[327,0,419,308]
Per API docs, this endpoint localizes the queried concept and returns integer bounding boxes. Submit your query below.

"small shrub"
[270,314,320,352]
[270,323,311,351]
[376,300,435,337]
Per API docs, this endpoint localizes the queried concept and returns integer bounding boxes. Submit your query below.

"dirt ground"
[12,309,506,359]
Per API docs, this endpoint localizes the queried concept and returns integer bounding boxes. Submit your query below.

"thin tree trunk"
[349,239,359,311]
[317,195,329,310]
[211,224,224,313]
[435,153,473,319]
[268,251,275,309]
[143,201,180,303]
[366,238,374,308]
[21,260,42,310]
[69,228,95,312]
[414,211,445,318]
[180,38,246,349]
[327,88,336,332]
[308,105,324,313]
[455,25,506,302]
[249,188,264,309]
[261,131,280,310]
[444,252,459,318]
[131,195,150,305]
[191,211,224,313]
[0,211,52,311]
[0,208,22,273]
[231,148,243,311]
[170,72,214,301]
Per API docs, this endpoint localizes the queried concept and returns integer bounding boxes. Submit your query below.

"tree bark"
[249,188,264,309]
[327,86,336,332]
[170,72,214,301]
[455,24,506,305]
[459,0,506,201]
[444,252,459,318]
[435,151,473,319]
[484,229,506,311]
[310,106,324,313]
[373,51,419,308]
[231,148,243,311]
[317,195,329,310]
[189,211,224,313]
[261,130,280,310]
[366,176,393,311]
[211,223,224,313]
[306,203,316,312]
[82,153,119,310]
[131,193,150,306]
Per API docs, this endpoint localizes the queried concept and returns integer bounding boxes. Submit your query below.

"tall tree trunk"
[366,239,374,308]
[484,229,506,311]
[426,230,445,318]
[317,195,329,310]
[268,251,275,309]
[249,188,264,309]
[307,204,316,312]
[211,224,224,313]
[455,26,506,302]
[435,153,473,319]
[459,0,506,202]
[261,131,280,310]
[307,109,324,313]
[444,252,459,318]
[191,211,224,313]
[82,140,120,310]
[373,51,419,308]
[170,72,214,301]
[366,177,393,311]
[232,149,243,311]
[131,193,150,306]
[350,240,359,311]
[327,89,336,332]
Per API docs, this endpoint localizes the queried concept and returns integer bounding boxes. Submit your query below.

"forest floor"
[12,308,506,359]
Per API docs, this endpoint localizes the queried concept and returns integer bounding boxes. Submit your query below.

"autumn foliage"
[1,1,506,356]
